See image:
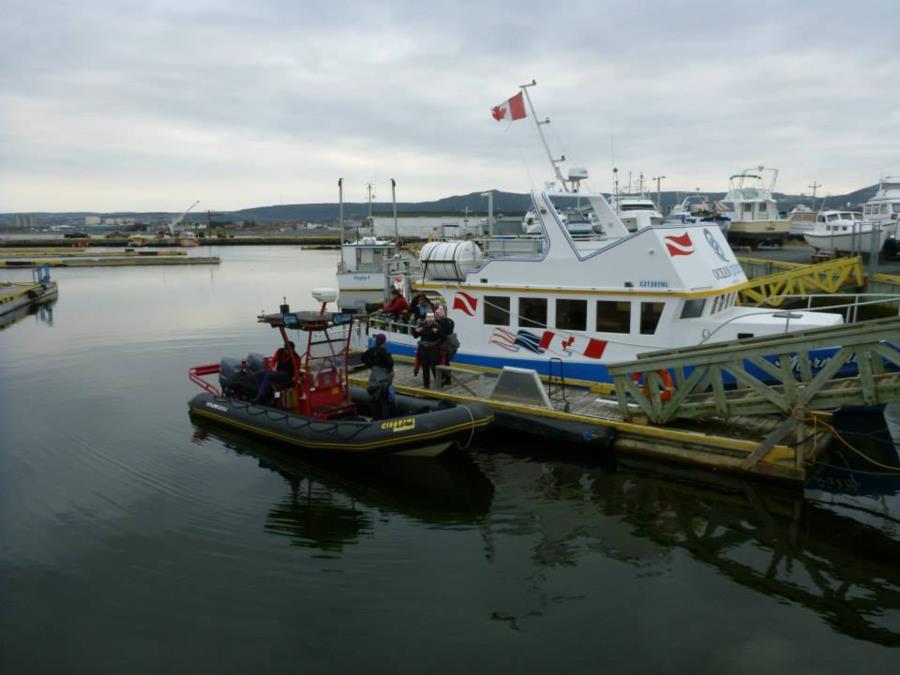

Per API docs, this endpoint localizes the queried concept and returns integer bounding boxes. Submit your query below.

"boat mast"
[391,178,399,249]
[519,80,568,191]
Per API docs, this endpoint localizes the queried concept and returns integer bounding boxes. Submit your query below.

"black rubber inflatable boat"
[187,303,492,457]
[189,386,492,457]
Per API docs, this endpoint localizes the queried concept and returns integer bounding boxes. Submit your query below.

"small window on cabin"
[738,333,754,340]
[360,248,374,264]
[758,204,767,216]
[882,204,890,214]
[713,296,722,314]
[556,299,587,331]
[893,204,900,213]
[743,203,753,213]
[640,302,665,335]
[484,296,510,326]
[519,297,547,328]
[680,298,705,319]
[596,300,631,333]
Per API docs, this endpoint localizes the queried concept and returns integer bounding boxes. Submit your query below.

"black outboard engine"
[219,357,258,399]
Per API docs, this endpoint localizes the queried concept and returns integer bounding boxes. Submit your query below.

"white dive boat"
[719,168,789,246]
[352,85,842,385]
[366,185,842,384]
[802,210,887,254]
[787,204,816,237]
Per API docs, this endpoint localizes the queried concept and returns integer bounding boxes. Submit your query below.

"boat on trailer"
[188,293,493,457]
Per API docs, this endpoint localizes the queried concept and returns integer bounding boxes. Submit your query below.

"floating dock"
[1,271,58,320]
[0,255,219,268]
[351,360,831,484]
[353,316,900,484]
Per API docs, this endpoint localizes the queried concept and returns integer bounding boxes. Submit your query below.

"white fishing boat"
[787,204,817,237]
[665,194,731,234]
[862,176,900,234]
[336,237,400,312]
[609,194,664,232]
[802,210,888,254]
[719,168,789,246]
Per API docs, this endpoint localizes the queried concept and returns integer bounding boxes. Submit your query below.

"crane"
[165,200,200,236]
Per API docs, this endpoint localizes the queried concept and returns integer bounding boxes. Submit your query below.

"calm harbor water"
[1,246,898,674]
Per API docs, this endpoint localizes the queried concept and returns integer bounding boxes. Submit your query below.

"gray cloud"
[1,0,898,211]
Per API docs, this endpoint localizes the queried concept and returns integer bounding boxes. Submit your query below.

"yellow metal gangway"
[609,316,900,426]
[736,256,864,307]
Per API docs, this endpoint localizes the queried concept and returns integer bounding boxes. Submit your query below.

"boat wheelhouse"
[787,204,816,237]
[719,167,789,246]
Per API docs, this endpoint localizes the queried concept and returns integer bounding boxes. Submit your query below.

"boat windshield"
[893,203,900,213]
[620,203,656,211]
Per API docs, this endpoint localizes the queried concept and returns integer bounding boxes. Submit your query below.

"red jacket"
[380,295,411,316]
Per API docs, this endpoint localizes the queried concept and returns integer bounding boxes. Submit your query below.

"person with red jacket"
[379,288,411,319]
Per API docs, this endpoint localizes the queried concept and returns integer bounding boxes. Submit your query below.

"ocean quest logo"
[704,228,730,263]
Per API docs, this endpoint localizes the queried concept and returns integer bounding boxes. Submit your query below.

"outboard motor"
[219,356,258,399]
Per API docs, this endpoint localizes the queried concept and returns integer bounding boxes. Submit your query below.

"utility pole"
[390,178,398,246]
[366,183,375,219]
[613,168,619,213]
[653,175,666,212]
[338,178,344,243]
[808,181,822,208]
[481,191,494,237]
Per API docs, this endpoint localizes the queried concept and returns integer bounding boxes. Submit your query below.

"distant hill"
[0,186,884,226]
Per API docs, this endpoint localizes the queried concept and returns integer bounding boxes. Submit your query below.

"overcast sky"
[2,0,898,212]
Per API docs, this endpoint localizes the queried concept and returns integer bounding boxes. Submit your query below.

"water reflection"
[0,299,55,331]
[190,420,495,553]
[480,446,900,646]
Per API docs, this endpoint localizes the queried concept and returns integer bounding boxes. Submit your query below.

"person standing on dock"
[362,333,395,418]
[413,314,442,389]
[434,305,457,386]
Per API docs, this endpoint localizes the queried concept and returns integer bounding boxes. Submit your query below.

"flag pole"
[391,178,399,252]
[519,80,568,191]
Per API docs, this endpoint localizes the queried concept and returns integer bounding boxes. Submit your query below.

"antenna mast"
[519,80,568,191]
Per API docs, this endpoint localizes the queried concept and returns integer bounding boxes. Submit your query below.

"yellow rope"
[801,411,900,473]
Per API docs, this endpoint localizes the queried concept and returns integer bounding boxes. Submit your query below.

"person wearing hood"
[361,333,394,418]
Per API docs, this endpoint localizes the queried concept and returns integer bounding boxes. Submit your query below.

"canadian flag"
[491,92,527,123]
[539,331,607,359]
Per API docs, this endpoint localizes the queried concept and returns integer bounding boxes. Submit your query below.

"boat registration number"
[381,418,416,433]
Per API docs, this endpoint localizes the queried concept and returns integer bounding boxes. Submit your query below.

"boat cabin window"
[680,298,705,319]
[596,300,631,333]
[894,204,900,213]
[640,302,665,335]
[742,203,753,214]
[757,204,768,217]
[882,204,890,214]
[519,297,547,328]
[556,299,587,331]
[721,202,734,212]
[484,296,510,326]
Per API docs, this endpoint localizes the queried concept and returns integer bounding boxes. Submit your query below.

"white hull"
[803,225,889,253]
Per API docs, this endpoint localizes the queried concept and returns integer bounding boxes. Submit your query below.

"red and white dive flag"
[663,232,694,257]
[491,92,527,123]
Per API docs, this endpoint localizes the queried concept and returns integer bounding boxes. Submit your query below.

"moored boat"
[187,295,492,456]
[802,209,886,254]
[719,167,789,247]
